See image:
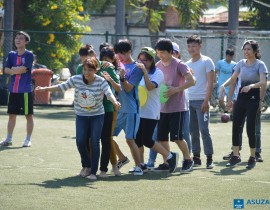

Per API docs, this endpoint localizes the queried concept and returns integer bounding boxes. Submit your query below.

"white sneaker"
[133,166,143,176]
[86,174,97,180]
[0,139,12,146]
[22,139,31,147]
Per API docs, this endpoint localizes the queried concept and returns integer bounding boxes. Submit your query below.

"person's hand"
[100,71,113,82]
[201,100,210,113]
[240,85,251,93]
[165,86,178,98]
[135,62,147,74]
[119,68,125,78]
[35,86,46,91]
[226,100,233,112]
[101,61,114,68]
[113,101,121,111]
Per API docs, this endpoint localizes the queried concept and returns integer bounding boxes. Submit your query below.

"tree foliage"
[242,0,270,30]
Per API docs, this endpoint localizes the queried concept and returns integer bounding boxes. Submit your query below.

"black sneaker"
[226,156,241,167]
[153,163,169,172]
[117,156,130,169]
[246,156,256,169]
[167,152,179,173]
[140,164,149,172]
[181,159,194,172]
[223,151,233,160]
[255,152,263,162]
[206,158,213,169]
[193,156,202,166]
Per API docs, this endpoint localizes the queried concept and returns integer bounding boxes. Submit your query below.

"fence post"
[105,31,109,43]
[220,35,224,60]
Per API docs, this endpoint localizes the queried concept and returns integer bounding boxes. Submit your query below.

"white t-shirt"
[139,67,164,120]
[186,55,215,100]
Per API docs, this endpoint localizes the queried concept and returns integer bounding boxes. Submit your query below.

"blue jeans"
[189,100,213,156]
[76,114,104,175]
[148,111,191,163]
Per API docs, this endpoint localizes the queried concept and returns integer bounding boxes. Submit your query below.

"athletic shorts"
[158,112,186,141]
[7,92,34,115]
[113,112,140,140]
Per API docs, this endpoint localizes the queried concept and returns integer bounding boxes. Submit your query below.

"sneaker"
[0,139,12,146]
[99,171,108,178]
[22,139,31,147]
[133,166,143,176]
[255,152,263,162]
[145,161,155,170]
[206,158,213,169]
[193,156,201,166]
[117,156,130,169]
[226,156,241,167]
[129,167,136,173]
[246,156,256,169]
[181,159,194,172]
[153,163,169,172]
[86,174,97,180]
[81,167,91,177]
[167,152,179,173]
[223,151,233,160]
[112,164,121,176]
[129,164,148,173]
[77,167,86,177]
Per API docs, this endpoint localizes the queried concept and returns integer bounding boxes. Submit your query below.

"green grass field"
[0,106,269,210]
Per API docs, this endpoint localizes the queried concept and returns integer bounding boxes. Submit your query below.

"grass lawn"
[0,106,269,210]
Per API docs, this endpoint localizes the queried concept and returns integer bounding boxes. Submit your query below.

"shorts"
[7,92,34,115]
[135,118,157,148]
[158,112,186,141]
[113,112,140,140]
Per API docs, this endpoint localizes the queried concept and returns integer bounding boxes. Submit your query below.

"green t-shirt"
[76,60,119,112]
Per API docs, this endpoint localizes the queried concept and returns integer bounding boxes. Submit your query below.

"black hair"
[114,39,132,54]
[187,34,202,45]
[79,44,95,57]
[15,31,31,42]
[242,40,261,59]
[225,48,234,56]
[154,38,173,53]
[100,46,119,71]
[99,42,111,52]
[137,52,155,71]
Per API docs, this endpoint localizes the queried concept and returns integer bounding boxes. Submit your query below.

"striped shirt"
[58,74,113,116]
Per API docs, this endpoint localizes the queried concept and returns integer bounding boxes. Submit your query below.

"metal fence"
[0,30,269,107]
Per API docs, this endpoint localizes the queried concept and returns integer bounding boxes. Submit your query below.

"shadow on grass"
[0,146,24,152]
[210,161,249,176]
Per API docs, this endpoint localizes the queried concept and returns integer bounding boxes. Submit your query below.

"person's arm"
[120,67,143,93]
[240,73,267,93]
[4,66,27,75]
[165,73,195,98]
[101,79,121,111]
[219,71,239,98]
[136,62,156,91]
[35,85,60,92]
[201,70,214,113]
[227,81,237,111]
[100,71,122,93]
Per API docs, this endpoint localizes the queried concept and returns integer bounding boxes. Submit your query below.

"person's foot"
[206,158,214,169]
[99,171,108,178]
[246,156,256,169]
[77,167,86,177]
[0,138,12,146]
[226,156,241,167]
[145,161,155,170]
[22,139,31,147]
[112,164,121,176]
[81,167,91,177]
[86,174,97,180]
[129,164,148,173]
[193,156,201,166]
[117,156,130,169]
[153,163,169,172]
[167,152,179,173]
[223,151,233,160]
[255,152,263,162]
[133,166,143,176]
[181,159,194,172]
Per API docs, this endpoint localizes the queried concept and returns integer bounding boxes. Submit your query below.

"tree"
[242,0,270,30]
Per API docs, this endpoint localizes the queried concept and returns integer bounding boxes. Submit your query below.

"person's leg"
[87,114,104,179]
[135,118,145,163]
[157,113,170,162]
[25,114,34,137]
[75,115,91,176]
[183,110,191,153]
[147,125,158,167]
[7,114,16,139]
[255,112,262,154]
[99,112,113,176]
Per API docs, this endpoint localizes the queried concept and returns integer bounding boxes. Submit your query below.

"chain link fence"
[0,30,269,109]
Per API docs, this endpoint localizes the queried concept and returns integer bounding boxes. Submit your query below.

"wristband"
[120,77,126,82]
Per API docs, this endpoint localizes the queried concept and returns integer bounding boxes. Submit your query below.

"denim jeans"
[148,111,191,163]
[189,100,213,156]
[76,114,104,175]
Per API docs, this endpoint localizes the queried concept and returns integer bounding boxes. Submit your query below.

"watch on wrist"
[120,77,126,82]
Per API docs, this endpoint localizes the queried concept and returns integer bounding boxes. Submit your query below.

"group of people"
[0,31,268,181]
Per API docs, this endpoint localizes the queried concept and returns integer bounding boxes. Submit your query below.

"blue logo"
[234,199,244,209]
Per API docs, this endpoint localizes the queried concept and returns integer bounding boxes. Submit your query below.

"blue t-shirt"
[5,50,34,93]
[216,59,236,89]
[118,62,143,113]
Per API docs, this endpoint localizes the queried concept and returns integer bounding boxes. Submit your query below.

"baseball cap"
[140,47,156,59]
[172,42,180,53]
